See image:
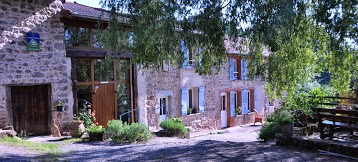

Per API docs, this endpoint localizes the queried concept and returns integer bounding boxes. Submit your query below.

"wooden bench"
[312,107,358,139]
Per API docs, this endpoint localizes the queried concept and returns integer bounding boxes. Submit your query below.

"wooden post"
[129,64,134,123]
[71,57,78,116]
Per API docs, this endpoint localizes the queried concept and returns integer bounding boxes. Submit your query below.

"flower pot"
[281,123,294,137]
[69,120,85,138]
[89,132,104,141]
[56,106,64,112]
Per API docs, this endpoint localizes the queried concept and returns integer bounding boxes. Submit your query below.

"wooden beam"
[65,47,133,59]
[60,17,108,29]
[66,49,106,59]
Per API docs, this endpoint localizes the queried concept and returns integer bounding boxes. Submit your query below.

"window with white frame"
[180,40,202,68]
[229,57,248,80]
[181,86,205,116]
[162,59,170,71]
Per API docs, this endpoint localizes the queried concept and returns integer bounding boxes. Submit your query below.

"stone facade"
[0,0,73,131]
[137,58,268,132]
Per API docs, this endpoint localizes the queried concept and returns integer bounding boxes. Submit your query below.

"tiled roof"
[63,2,109,19]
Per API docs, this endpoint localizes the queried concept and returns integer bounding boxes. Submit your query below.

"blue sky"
[66,0,101,8]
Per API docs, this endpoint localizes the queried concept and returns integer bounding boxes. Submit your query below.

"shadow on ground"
[5,139,353,162]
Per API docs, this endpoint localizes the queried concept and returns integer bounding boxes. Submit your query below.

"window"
[180,40,202,68]
[229,57,240,80]
[162,60,170,71]
[229,57,248,80]
[159,97,167,115]
[188,89,193,109]
[221,95,226,111]
[181,86,205,116]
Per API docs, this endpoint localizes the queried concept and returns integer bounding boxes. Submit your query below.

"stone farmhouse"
[0,0,273,135]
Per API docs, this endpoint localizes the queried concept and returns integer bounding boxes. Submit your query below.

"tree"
[99,0,358,98]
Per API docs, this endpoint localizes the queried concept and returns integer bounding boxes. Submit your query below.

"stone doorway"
[11,85,51,136]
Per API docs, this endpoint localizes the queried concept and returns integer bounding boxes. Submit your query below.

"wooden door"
[12,85,49,135]
[92,84,116,126]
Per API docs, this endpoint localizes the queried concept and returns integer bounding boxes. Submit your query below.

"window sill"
[184,113,201,117]
[231,79,250,81]
[181,66,195,69]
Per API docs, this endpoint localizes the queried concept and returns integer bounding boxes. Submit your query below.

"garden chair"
[254,109,263,125]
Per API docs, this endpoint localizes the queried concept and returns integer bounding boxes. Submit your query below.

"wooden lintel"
[60,17,108,29]
[65,47,133,59]
[66,49,106,59]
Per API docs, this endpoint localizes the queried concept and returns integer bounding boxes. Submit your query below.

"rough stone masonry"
[0,0,73,131]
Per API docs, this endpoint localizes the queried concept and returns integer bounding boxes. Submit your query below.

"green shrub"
[105,120,152,143]
[266,109,294,125]
[78,106,93,128]
[127,123,152,142]
[159,118,188,137]
[88,125,104,134]
[258,109,294,141]
[276,110,294,125]
[258,122,281,141]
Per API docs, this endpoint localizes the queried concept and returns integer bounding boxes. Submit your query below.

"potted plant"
[188,108,193,115]
[235,106,242,115]
[54,100,64,112]
[88,125,105,141]
[69,115,85,138]
[276,110,294,137]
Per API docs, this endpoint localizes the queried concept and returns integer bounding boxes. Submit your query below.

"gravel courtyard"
[0,125,354,162]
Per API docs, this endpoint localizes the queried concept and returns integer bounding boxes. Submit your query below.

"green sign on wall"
[27,32,40,51]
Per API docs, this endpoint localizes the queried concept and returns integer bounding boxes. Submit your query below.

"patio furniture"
[253,109,263,125]
[312,107,358,139]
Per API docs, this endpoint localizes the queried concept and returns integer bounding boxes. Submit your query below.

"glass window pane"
[77,85,92,110]
[93,29,105,48]
[94,59,114,81]
[117,83,130,122]
[116,59,129,81]
[65,27,90,47]
[76,59,91,82]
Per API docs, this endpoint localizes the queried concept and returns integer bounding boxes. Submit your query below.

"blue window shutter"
[230,91,235,117]
[229,58,234,80]
[181,87,188,116]
[241,90,248,114]
[180,40,188,68]
[198,86,205,113]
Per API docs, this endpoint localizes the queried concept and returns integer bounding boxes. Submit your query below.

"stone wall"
[137,65,180,131]
[137,58,267,132]
[0,0,73,131]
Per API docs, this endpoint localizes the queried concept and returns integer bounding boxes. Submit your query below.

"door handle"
[93,85,99,94]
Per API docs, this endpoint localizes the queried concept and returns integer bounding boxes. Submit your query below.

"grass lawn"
[0,137,62,155]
